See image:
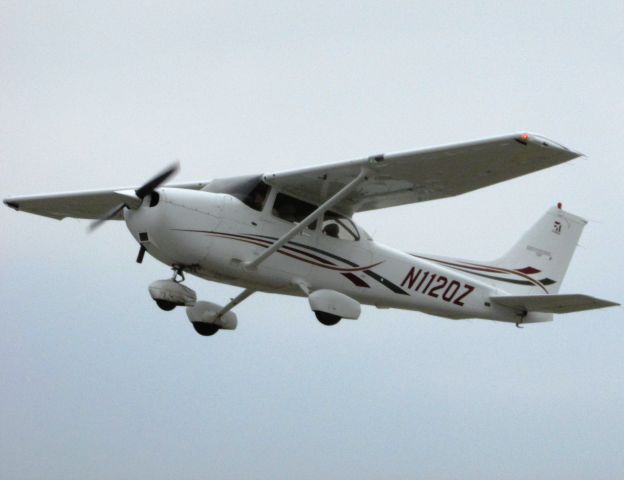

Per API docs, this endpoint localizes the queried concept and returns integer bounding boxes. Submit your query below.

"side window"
[242,181,270,212]
[321,212,360,241]
[272,193,317,229]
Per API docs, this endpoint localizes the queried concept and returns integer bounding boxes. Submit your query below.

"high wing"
[4,133,579,221]
[3,181,209,220]
[263,133,581,215]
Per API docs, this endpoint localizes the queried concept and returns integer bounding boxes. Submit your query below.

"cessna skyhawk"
[5,133,618,336]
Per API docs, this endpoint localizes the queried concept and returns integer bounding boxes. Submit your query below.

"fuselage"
[125,187,523,323]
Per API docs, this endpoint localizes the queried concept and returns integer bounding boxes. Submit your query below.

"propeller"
[89,162,179,232]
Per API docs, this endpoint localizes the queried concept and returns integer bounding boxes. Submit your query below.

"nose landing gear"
[156,299,177,311]
[148,266,197,311]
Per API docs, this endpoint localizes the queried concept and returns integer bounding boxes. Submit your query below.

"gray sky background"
[1,2,623,479]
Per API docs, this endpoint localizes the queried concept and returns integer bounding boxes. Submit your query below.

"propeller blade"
[88,162,179,232]
[136,245,147,263]
[88,203,126,232]
[134,162,180,199]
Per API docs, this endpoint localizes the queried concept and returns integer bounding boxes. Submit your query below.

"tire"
[192,322,220,336]
[156,299,177,311]
[314,311,341,326]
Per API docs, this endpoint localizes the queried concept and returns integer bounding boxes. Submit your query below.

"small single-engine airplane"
[4,133,619,335]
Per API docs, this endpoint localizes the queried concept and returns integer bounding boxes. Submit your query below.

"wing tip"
[601,299,620,308]
[3,199,19,211]
[520,132,583,158]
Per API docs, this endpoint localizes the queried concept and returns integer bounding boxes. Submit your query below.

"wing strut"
[246,168,368,270]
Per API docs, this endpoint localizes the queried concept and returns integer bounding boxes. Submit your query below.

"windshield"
[201,175,270,211]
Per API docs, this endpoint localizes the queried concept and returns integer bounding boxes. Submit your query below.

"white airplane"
[4,133,619,335]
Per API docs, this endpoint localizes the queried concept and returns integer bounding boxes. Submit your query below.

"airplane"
[4,133,619,336]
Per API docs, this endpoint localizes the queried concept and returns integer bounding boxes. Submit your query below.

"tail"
[489,205,586,294]
[411,205,619,320]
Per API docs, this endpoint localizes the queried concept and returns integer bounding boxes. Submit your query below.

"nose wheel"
[148,266,197,311]
[156,299,177,311]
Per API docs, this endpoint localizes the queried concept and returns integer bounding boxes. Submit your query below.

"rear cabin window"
[272,193,317,229]
[321,211,360,241]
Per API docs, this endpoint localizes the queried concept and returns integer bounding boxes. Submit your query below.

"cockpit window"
[272,193,317,229]
[321,211,360,241]
[242,181,270,211]
[201,175,271,212]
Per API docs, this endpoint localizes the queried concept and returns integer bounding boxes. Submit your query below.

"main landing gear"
[191,322,220,336]
[148,267,245,336]
[314,311,341,326]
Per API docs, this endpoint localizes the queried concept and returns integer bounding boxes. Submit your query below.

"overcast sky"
[1,1,623,479]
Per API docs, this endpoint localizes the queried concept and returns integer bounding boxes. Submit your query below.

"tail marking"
[411,255,555,293]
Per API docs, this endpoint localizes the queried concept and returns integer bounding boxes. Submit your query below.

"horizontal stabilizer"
[491,294,619,314]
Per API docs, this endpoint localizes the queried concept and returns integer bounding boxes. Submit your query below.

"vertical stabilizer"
[492,206,587,294]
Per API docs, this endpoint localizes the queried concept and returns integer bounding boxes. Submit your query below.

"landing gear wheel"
[192,322,220,336]
[156,299,177,311]
[315,311,341,326]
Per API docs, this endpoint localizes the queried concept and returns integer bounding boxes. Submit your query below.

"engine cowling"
[308,289,361,321]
